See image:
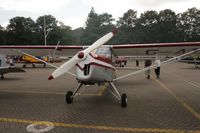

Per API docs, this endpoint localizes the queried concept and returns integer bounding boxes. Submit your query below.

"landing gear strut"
[65,83,83,104]
[109,82,127,107]
[1,74,4,79]
[65,82,127,107]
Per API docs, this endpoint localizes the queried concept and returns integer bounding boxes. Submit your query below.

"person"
[154,58,161,78]
[136,59,139,67]
[144,59,152,79]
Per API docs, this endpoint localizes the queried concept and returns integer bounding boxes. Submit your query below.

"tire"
[121,93,127,107]
[1,75,4,79]
[66,91,73,104]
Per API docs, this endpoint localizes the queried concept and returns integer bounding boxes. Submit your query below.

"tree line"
[0,7,200,45]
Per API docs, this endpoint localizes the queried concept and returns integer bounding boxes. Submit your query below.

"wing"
[0,67,25,75]
[1,42,200,56]
[114,47,200,81]
[0,45,84,56]
[111,42,200,56]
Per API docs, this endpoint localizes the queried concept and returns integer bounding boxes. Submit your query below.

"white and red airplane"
[0,30,200,107]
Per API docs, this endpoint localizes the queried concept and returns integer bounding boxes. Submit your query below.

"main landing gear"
[109,82,127,107]
[65,83,83,104]
[1,74,4,79]
[65,82,127,107]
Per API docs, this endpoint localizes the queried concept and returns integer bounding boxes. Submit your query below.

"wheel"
[32,64,36,68]
[1,75,4,79]
[66,91,73,104]
[121,93,127,107]
[23,64,26,68]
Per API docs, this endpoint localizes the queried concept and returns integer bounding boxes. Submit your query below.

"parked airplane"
[179,56,200,68]
[0,54,25,79]
[19,55,48,68]
[0,31,200,107]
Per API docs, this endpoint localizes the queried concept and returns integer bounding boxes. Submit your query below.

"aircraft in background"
[0,31,200,107]
[18,55,48,68]
[0,54,25,79]
[179,55,200,68]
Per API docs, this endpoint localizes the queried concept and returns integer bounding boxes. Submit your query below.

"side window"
[146,49,159,55]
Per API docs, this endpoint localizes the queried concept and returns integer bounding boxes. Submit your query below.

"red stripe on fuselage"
[89,54,113,65]
[76,62,115,71]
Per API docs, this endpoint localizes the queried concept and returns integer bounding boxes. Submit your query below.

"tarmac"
[0,61,200,133]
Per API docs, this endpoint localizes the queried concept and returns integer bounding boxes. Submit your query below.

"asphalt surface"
[0,61,200,133]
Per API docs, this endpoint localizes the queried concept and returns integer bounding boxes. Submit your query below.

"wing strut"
[114,48,200,81]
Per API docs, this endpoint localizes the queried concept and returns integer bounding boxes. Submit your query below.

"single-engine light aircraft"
[19,55,48,68]
[0,54,25,79]
[0,30,200,107]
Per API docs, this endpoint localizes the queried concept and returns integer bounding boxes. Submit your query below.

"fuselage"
[76,47,116,84]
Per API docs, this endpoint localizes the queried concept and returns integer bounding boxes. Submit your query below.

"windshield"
[95,47,112,58]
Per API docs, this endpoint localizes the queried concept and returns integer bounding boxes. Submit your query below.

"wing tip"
[48,75,54,80]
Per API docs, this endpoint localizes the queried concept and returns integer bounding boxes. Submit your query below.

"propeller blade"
[48,30,117,80]
[83,31,116,55]
[48,55,79,80]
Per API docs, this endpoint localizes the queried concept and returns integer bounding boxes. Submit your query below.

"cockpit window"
[95,47,111,58]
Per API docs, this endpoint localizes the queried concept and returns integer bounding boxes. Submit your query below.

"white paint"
[26,121,54,133]
[0,54,7,67]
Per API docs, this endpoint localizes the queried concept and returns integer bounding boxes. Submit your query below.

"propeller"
[48,30,116,80]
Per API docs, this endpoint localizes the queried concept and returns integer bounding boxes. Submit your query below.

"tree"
[36,15,58,33]
[157,9,179,42]
[56,22,74,44]
[0,25,6,44]
[177,7,200,41]
[117,9,138,28]
[81,7,115,44]
[36,15,59,44]
[137,10,159,43]
[6,17,36,44]
[116,9,138,43]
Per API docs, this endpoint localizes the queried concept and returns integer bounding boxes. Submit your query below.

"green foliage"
[136,11,159,43]
[177,8,200,41]
[80,7,115,45]
[6,17,37,44]
[116,9,139,43]
[0,25,6,44]
[1,7,200,45]
[156,9,179,42]
[2,15,74,45]
[117,9,138,28]
[36,15,58,33]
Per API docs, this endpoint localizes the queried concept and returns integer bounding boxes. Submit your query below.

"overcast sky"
[0,0,199,29]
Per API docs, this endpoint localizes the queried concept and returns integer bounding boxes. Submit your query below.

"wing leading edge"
[0,45,84,56]
[1,42,200,56]
[111,42,200,56]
